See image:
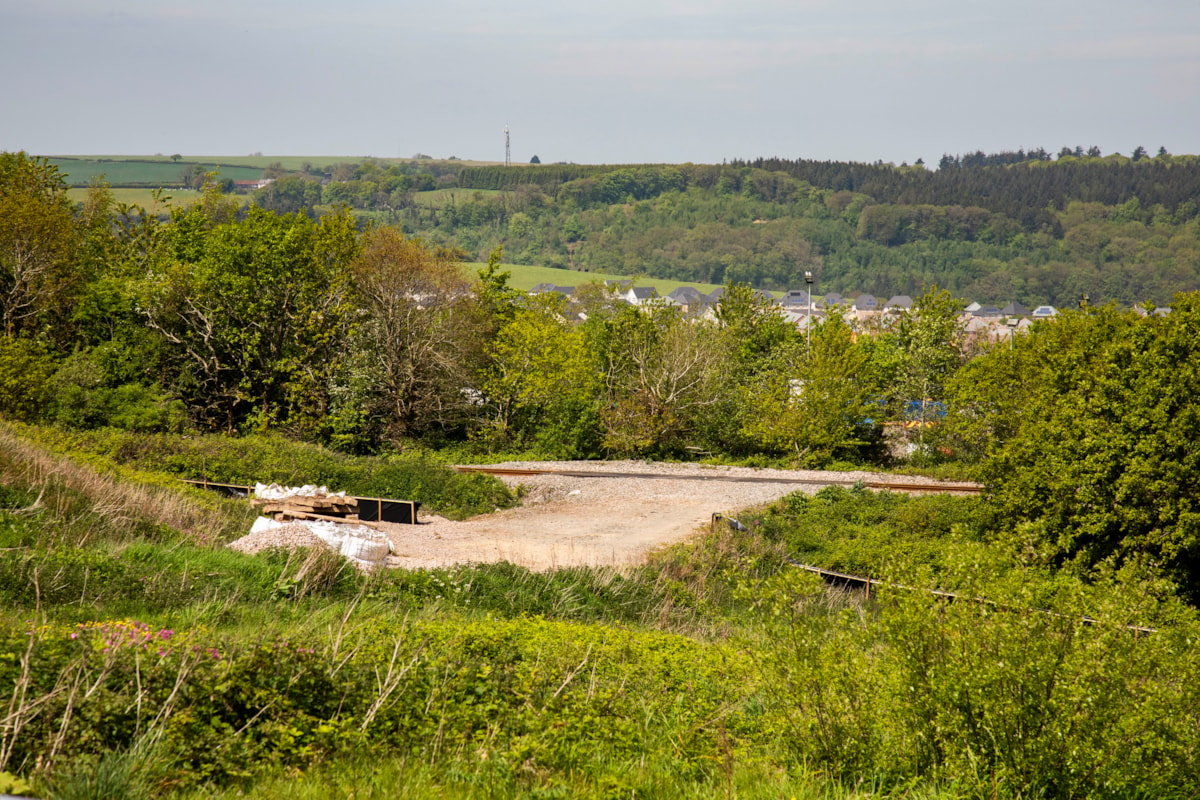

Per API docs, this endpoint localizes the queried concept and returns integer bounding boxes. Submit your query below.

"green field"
[48,157,264,186]
[464,260,731,296]
[64,187,253,212]
[48,154,506,176]
[412,188,507,208]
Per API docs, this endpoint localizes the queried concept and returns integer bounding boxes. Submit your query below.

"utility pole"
[504,125,511,167]
[805,271,814,349]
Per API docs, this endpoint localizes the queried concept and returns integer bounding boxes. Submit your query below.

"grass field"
[65,187,253,212]
[412,188,508,208]
[48,157,264,186]
[464,260,731,296]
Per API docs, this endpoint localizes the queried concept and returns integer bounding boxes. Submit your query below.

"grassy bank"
[2,427,1199,799]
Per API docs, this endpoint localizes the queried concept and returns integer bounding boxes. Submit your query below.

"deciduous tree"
[742,313,879,466]
[140,206,359,432]
[345,228,488,444]
[481,293,601,456]
[949,297,1200,598]
[591,301,730,456]
[0,152,79,337]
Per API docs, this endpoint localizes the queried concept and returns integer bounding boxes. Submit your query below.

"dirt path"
[378,461,969,571]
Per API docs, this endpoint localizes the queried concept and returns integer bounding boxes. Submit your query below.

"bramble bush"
[742,565,1200,798]
[0,615,752,794]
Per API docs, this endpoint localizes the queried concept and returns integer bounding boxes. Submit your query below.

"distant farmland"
[63,187,250,212]
[47,157,264,187]
[44,155,508,187]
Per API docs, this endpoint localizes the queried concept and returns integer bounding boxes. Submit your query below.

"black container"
[355,497,421,524]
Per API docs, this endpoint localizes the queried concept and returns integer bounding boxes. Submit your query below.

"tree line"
[8,148,1200,599]
[218,150,1200,308]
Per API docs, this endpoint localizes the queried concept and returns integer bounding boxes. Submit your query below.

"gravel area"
[375,461,971,572]
[228,523,324,555]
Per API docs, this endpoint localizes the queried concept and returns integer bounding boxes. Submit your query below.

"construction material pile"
[228,516,392,570]
[228,522,325,555]
[252,482,358,521]
[224,484,394,571]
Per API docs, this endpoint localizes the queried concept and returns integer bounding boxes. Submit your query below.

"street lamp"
[804,271,814,348]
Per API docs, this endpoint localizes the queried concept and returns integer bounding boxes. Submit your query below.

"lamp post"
[804,271,814,348]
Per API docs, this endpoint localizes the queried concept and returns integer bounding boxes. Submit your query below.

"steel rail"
[452,466,981,494]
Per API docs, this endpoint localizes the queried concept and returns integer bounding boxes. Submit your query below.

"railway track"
[453,465,982,495]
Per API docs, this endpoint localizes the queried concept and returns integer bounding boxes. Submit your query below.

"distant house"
[1030,305,1058,318]
[1001,302,1031,317]
[963,316,995,335]
[529,283,575,297]
[972,305,1002,318]
[884,295,913,313]
[705,286,726,305]
[622,286,657,306]
[665,286,707,312]
[853,294,879,312]
[820,291,844,308]
[796,312,826,333]
[779,289,812,308]
[232,178,275,191]
[963,301,982,313]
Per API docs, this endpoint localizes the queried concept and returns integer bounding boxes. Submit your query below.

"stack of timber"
[250,483,380,528]
[255,495,363,523]
[184,480,420,525]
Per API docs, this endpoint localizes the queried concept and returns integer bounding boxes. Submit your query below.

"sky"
[3,0,1199,165]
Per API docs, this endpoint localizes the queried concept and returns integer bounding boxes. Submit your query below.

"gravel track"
[377,461,966,572]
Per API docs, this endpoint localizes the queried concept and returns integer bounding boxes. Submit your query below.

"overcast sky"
[3,0,1198,165]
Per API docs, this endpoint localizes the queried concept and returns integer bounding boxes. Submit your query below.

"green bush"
[20,428,516,520]
[745,567,1200,798]
[0,335,54,421]
[0,615,748,792]
[752,485,993,581]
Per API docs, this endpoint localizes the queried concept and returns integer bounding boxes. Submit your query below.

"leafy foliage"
[742,314,883,466]
[140,206,360,433]
[0,152,79,337]
[945,298,1200,598]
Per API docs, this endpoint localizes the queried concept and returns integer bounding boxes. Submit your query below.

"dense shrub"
[21,428,516,519]
[751,485,993,580]
[1,616,747,792]
[0,335,54,421]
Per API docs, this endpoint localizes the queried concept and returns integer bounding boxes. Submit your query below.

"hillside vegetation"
[3,424,1200,799]
[43,148,1200,307]
[6,148,1200,797]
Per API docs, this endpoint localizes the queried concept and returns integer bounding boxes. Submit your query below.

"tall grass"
[6,435,1200,799]
[19,426,516,520]
[0,424,246,546]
